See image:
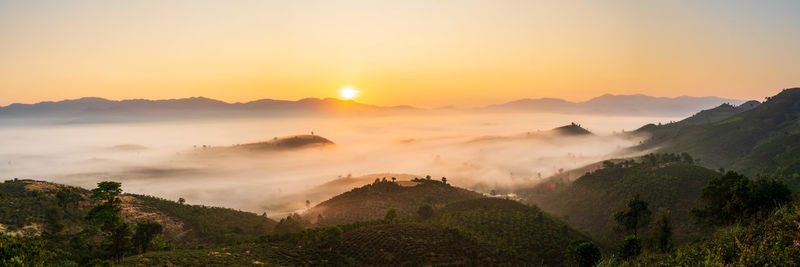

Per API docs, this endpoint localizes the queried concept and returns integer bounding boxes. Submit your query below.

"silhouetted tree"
[619,235,642,259]
[441,177,447,184]
[384,207,398,222]
[86,181,130,263]
[614,194,651,238]
[650,208,672,253]
[132,221,163,253]
[567,240,601,267]
[692,172,791,225]
[178,197,185,205]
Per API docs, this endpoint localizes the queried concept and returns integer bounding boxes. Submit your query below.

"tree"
[567,240,601,267]
[650,208,672,253]
[614,194,651,238]
[417,205,434,220]
[178,197,185,205]
[132,221,163,253]
[441,177,447,184]
[384,207,398,222]
[86,181,130,263]
[43,206,65,238]
[319,226,343,247]
[619,235,642,260]
[602,160,616,169]
[680,152,694,164]
[692,172,792,226]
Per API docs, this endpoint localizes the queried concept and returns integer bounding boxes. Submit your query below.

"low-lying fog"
[0,113,676,217]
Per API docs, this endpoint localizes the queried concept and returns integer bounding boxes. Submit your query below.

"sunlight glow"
[339,86,359,100]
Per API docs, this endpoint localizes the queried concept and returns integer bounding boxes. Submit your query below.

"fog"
[0,113,677,217]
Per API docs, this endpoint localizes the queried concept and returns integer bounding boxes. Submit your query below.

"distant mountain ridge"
[0,96,418,124]
[0,93,744,124]
[486,93,745,117]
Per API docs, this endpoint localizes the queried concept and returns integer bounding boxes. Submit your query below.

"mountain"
[0,179,275,245]
[467,122,593,144]
[125,195,590,266]
[186,134,336,158]
[518,153,720,246]
[303,178,482,226]
[486,94,743,117]
[636,88,800,187]
[0,97,418,124]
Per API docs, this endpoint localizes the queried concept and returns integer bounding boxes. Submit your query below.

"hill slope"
[304,179,482,226]
[125,197,590,266]
[519,154,720,245]
[636,88,800,187]
[0,179,275,245]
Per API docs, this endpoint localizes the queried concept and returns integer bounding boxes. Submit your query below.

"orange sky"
[1,1,798,107]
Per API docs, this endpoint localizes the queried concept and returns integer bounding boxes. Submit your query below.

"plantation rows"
[337,223,497,265]
[132,194,276,245]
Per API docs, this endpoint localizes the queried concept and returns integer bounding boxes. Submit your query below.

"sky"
[1,0,799,107]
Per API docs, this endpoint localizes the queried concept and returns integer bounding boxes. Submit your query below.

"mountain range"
[0,94,744,124]
[485,94,745,117]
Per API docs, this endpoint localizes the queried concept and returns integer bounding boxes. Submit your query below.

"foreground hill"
[636,88,800,187]
[125,197,590,266]
[0,179,275,245]
[519,153,720,246]
[304,178,482,226]
[619,199,800,266]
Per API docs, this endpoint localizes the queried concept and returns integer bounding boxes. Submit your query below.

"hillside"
[636,88,800,187]
[632,100,759,138]
[519,154,720,246]
[124,197,590,266]
[189,134,336,157]
[619,199,800,266]
[467,122,593,144]
[0,179,275,245]
[304,178,482,226]
[433,198,591,265]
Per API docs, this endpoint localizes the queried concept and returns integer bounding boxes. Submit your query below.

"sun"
[339,85,359,100]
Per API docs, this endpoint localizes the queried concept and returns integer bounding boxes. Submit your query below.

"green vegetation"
[126,197,589,266]
[304,178,482,226]
[638,88,800,189]
[131,194,275,244]
[692,171,792,226]
[566,240,602,267]
[521,153,719,246]
[0,179,276,265]
[433,198,589,265]
[613,174,798,266]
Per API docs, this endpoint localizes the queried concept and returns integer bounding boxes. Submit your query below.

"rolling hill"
[125,196,590,266]
[519,153,720,246]
[0,179,275,245]
[635,88,800,188]
[303,178,482,226]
